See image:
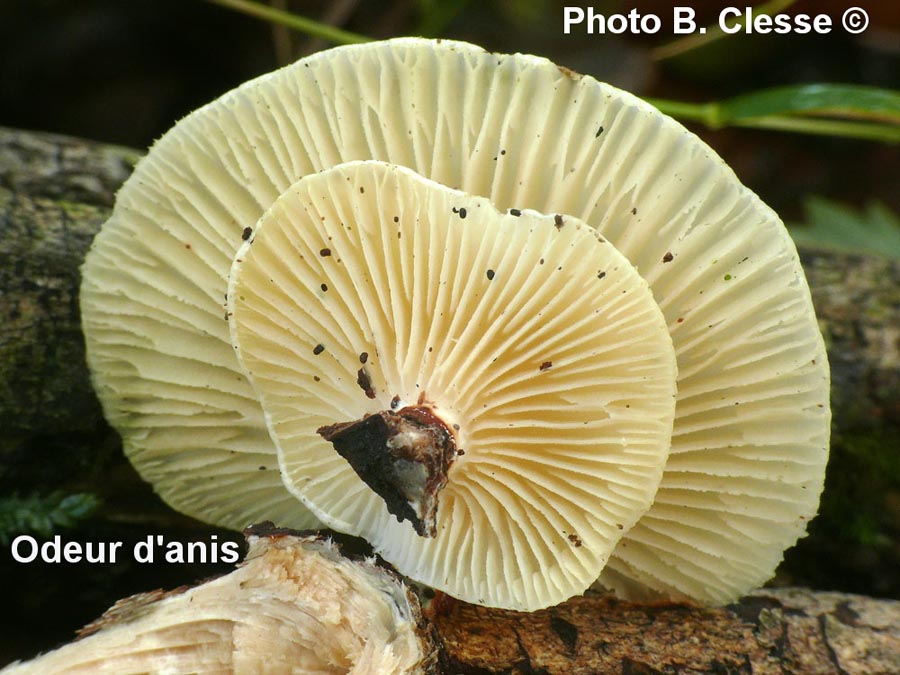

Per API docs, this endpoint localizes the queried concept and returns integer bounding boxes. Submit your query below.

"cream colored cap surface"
[81,37,829,602]
[228,161,677,611]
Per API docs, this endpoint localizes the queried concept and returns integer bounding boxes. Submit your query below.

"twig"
[650,0,800,61]
[204,0,369,44]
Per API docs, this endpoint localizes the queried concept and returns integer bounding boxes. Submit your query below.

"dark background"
[1,0,897,217]
[0,0,897,667]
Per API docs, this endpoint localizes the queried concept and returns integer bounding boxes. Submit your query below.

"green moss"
[782,428,900,597]
[822,431,898,543]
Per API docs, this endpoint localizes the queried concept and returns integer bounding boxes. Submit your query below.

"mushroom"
[81,37,829,606]
[226,160,678,610]
[2,526,438,674]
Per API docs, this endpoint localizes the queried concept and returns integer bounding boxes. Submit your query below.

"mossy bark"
[787,250,900,598]
[0,129,141,495]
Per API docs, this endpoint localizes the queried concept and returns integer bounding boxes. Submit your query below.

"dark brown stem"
[318,405,457,537]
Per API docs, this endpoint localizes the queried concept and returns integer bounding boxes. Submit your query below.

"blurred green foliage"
[0,492,102,546]
[789,198,900,259]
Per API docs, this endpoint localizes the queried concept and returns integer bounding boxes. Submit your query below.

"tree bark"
[431,587,900,674]
[799,248,899,439]
[0,128,140,491]
[0,127,139,435]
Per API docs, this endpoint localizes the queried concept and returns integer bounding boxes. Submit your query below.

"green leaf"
[788,197,900,259]
[721,84,900,125]
[650,87,900,143]
[0,492,102,545]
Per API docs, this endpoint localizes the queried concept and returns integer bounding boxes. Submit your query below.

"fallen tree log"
[2,526,439,674]
[432,587,900,674]
[0,127,140,491]
[2,524,899,674]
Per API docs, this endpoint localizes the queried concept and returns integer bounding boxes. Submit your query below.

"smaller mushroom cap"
[228,160,678,610]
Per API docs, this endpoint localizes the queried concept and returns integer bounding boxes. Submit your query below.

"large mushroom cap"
[227,161,678,611]
[81,37,829,603]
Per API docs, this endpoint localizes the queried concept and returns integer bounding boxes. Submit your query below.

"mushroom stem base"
[317,406,457,537]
